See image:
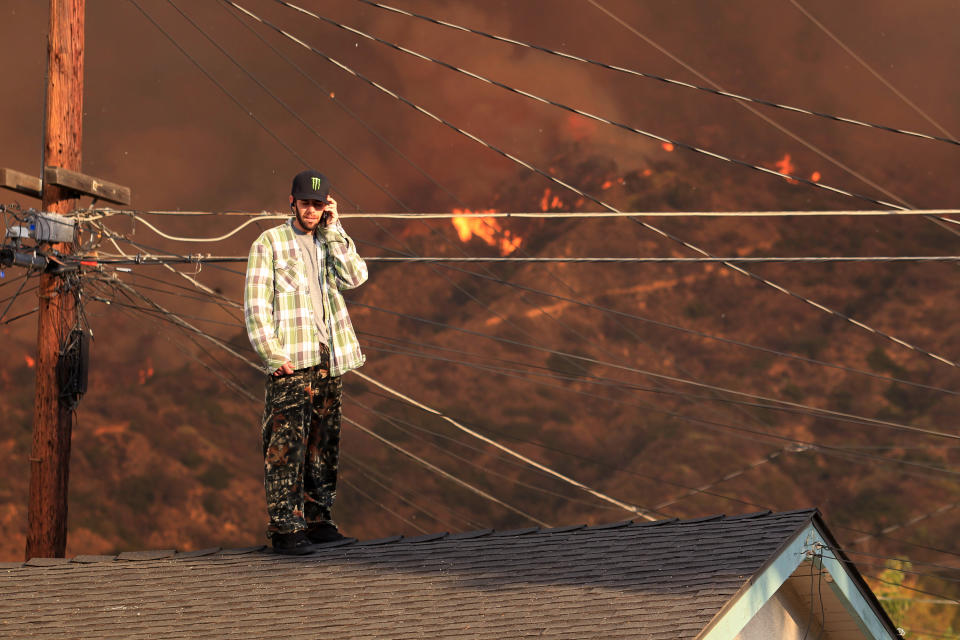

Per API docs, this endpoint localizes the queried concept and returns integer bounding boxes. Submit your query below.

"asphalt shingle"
[0,509,824,639]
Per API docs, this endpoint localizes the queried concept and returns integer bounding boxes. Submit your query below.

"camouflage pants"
[261,347,342,538]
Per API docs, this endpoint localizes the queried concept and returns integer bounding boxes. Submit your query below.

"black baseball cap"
[291,170,331,201]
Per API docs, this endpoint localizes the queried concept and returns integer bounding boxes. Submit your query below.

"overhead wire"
[344,456,481,529]
[849,502,959,547]
[0,268,35,322]
[584,0,917,210]
[1,306,39,325]
[350,393,638,514]
[353,301,960,445]
[218,0,473,215]
[264,0,907,211]
[102,291,259,403]
[88,267,663,521]
[339,477,430,534]
[103,2,952,556]
[828,548,960,575]
[350,0,960,148]
[85,252,959,481]
[126,0,310,167]
[87,269,543,527]
[87,272,960,565]
[344,416,551,526]
[93,207,960,219]
[586,0,960,240]
[420,261,959,398]
[787,0,955,140]
[358,331,960,448]
[87,265,959,561]
[351,370,661,520]
[357,385,781,514]
[226,0,960,369]
[357,336,960,461]
[357,338,960,481]
[75,229,959,399]
[164,0,402,214]
[174,0,632,404]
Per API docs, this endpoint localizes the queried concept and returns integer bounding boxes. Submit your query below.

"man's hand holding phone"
[321,196,338,228]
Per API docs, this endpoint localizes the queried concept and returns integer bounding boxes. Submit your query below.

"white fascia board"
[698,523,895,640]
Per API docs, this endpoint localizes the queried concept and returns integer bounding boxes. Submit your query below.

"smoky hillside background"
[1,0,958,631]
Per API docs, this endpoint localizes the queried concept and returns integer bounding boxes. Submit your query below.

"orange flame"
[539,188,565,212]
[661,142,675,152]
[24,355,35,368]
[775,153,795,175]
[451,209,522,255]
[774,153,799,184]
[138,358,155,385]
[810,171,821,182]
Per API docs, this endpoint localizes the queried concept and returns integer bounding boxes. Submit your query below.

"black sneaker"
[306,521,345,544]
[272,530,318,555]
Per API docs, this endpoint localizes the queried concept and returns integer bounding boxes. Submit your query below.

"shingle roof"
[0,509,821,639]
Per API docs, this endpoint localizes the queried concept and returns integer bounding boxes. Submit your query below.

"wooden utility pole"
[26,0,85,560]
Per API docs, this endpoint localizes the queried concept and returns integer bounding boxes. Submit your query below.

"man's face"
[290,196,328,232]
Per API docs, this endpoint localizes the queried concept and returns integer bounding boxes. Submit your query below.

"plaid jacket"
[244,218,367,377]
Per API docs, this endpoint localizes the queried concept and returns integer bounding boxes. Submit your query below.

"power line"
[218,0,471,215]
[585,0,960,241]
[164,0,398,214]
[84,244,959,439]
[68,252,960,265]
[126,0,310,167]
[93,207,960,219]
[73,225,960,399]
[344,457,481,530]
[0,269,36,322]
[353,302,960,445]
[849,502,960,547]
[787,0,955,140]
[351,394,637,514]
[175,0,634,410]
[358,338,960,480]
[421,261,959,398]
[351,370,661,520]
[89,271,960,563]
[358,338,960,462]
[88,269,659,518]
[74,230,959,564]
[344,416,550,526]
[265,0,910,212]
[351,0,960,148]
[226,0,960,368]
[340,477,430,534]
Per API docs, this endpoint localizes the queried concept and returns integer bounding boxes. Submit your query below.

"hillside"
[1,149,957,633]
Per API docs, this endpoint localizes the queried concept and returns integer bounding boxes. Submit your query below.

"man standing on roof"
[244,170,368,555]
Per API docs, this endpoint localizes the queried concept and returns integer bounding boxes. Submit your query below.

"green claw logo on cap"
[311,177,323,191]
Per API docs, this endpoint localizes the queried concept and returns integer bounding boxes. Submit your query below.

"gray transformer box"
[31,212,76,243]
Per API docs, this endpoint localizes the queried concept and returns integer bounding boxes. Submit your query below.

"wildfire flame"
[661,142,675,152]
[24,355,35,368]
[773,153,822,185]
[138,358,155,385]
[451,209,522,256]
[539,188,565,212]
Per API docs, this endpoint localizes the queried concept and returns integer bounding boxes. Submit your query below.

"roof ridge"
[8,510,820,567]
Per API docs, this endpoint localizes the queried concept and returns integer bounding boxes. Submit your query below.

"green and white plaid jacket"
[244,218,367,377]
